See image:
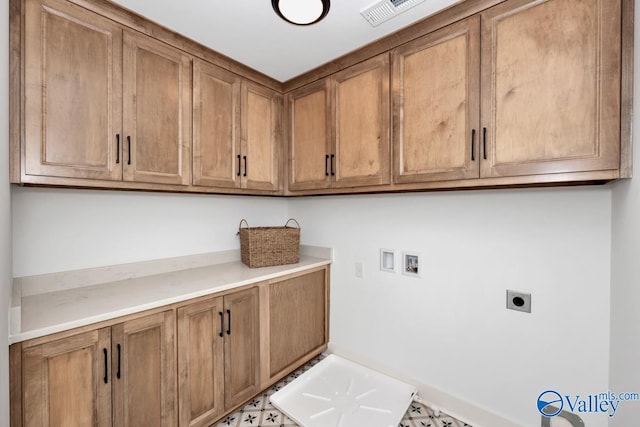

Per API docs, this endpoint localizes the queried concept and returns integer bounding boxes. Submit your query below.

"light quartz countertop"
[10,247,332,344]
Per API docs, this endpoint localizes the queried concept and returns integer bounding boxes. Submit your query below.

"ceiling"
[110,0,461,82]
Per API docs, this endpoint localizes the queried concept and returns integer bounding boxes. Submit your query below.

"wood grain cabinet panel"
[22,328,112,427]
[223,287,260,409]
[178,297,226,427]
[112,311,177,427]
[20,311,177,427]
[268,269,328,379]
[193,60,242,189]
[287,54,390,192]
[287,80,332,191]
[177,287,260,426]
[21,0,191,187]
[333,54,390,188]
[481,0,621,177]
[193,60,280,192]
[242,83,281,191]
[392,17,480,183]
[23,0,123,181]
[123,32,192,185]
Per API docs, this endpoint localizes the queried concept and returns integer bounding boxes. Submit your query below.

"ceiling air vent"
[360,0,426,27]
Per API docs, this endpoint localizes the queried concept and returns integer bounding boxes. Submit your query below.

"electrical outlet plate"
[380,249,396,273]
[402,251,420,278]
[506,290,531,313]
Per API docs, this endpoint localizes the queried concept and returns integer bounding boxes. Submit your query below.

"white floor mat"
[269,354,417,427]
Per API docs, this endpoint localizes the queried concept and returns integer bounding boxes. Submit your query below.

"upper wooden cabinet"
[242,82,282,191]
[23,0,123,182]
[287,54,390,192]
[393,0,622,184]
[392,17,480,183]
[480,0,621,178]
[193,61,242,189]
[21,0,192,186]
[123,32,192,186]
[12,0,630,195]
[193,60,280,192]
[287,79,331,191]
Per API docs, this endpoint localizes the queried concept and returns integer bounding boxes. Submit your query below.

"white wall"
[289,187,613,426]
[1,0,11,422]
[12,187,289,276]
[609,0,640,424]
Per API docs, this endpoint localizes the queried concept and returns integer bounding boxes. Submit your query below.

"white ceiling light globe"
[277,0,324,25]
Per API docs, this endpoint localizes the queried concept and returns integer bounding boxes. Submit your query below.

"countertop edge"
[10,256,331,345]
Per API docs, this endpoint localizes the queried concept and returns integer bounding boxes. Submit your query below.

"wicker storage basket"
[239,218,300,268]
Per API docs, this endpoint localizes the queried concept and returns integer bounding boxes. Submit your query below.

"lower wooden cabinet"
[112,311,176,427]
[21,328,112,427]
[177,287,260,427]
[267,269,328,380]
[11,267,329,427]
[19,310,176,427]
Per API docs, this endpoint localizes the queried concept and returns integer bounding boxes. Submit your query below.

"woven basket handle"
[284,218,300,228]
[237,219,249,236]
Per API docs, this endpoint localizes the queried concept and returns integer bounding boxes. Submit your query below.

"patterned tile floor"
[216,356,473,427]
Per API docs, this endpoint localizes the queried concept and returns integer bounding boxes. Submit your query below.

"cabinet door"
[113,310,177,427]
[268,269,327,379]
[223,287,260,409]
[123,32,191,185]
[333,54,391,188]
[242,82,281,191]
[177,297,225,427]
[24,0,123,181]
[193,60,241,189]
[480,0,621,178]
[392,17,480,183]
[287,80,332,191]
[22,328,112,427]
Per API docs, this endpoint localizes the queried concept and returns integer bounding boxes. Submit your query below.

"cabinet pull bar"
[471,129,476,161]
[237,155,241,177]
[325,155,330,177]
[103,348,108,384]
[243,156,247,177]
[127,136,132,165]
[219,311,224,338]
[116,344,121,379]
[330,154,335,176]
[226,309,231,335]
[116,134,120,164]
[482,127,487,160]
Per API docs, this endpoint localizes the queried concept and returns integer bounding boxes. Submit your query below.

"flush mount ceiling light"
[272,0,330,26]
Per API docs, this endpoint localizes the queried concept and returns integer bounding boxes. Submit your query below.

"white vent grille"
[360,0,426,27]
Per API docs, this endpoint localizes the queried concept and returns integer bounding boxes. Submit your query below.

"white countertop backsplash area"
[10,245,333,344]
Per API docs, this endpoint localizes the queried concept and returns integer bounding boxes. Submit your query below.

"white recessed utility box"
[402,252,420,277]
[270,355,417,427]
[380,249,396,272]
